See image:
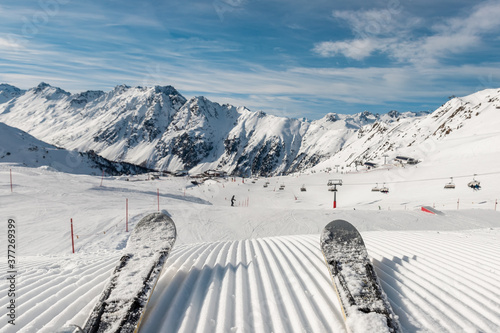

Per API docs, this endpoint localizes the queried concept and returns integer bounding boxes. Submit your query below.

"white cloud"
[0,36,26,51]
[313,38,389,60]
[3,48,500,118]
[332,8,411,38]
[315,1,500,66]
[435,0,500,35]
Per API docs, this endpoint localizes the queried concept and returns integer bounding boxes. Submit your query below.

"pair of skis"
[76,214,399,333]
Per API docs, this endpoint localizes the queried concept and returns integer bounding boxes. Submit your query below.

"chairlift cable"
[341,170,500,186]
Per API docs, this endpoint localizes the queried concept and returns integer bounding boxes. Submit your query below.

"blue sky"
[1,0,500,119]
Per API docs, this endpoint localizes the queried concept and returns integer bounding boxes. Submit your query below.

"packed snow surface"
[1,114,500,333]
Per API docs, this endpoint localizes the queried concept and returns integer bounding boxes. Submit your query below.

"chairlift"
[380,183,389,194]
[371,183,380,192]
[263,183,268,188]
[300,184,307,192]
[468,177,481,190]
[444,177,455,189]
[279,184,286,190]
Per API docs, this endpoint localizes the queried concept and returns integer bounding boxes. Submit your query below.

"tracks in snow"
[0,254,119,333]
[1,229,499,333]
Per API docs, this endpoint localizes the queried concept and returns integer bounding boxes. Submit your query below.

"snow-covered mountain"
[0,83,24,104]
[0,122,151,175]
[313,88,500,172]
[1,82,498,176]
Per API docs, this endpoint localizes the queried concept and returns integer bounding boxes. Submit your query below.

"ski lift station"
[203,169,227,178]
[394,156,419,165]
[173,170,189,177]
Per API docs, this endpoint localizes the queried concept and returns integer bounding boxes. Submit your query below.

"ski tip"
[324,219,355,230]
[321,219,364,246]
[137,212,175,226]
[131,212,177,244]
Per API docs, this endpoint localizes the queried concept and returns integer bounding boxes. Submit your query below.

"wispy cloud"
[313,38,390,60]
[331,7,418,38]
[0,36,25,50]
[313,0,500,66]
[1,0,500,118]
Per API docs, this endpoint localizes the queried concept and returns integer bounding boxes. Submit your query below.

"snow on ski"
[81,212,176,333]
[320,220,401,333]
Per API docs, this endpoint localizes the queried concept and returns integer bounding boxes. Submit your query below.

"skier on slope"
[231,195,235,207]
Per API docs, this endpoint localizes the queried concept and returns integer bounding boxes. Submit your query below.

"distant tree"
[448,95,456,100]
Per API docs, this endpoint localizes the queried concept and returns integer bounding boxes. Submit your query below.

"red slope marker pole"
[457,198,460,210]
[495,199,497,211]
[71,218,75,254]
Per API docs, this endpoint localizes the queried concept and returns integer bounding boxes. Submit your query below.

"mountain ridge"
[1,82,497,176]
[0,122,153,175]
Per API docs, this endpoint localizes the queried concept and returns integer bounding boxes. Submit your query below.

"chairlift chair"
[468,179,481,190]
[371,183,380,192]
[279,184,286,190]
[300,184,307,192]
[380,183,389,193]
[444,177,455,189]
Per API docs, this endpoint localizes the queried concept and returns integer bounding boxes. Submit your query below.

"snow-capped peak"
[30,82,70,99]
[0,83,25,104]
[0,83,498,176]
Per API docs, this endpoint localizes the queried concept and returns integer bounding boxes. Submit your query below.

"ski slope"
[1,165,499,332]
[2,230,499,332]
